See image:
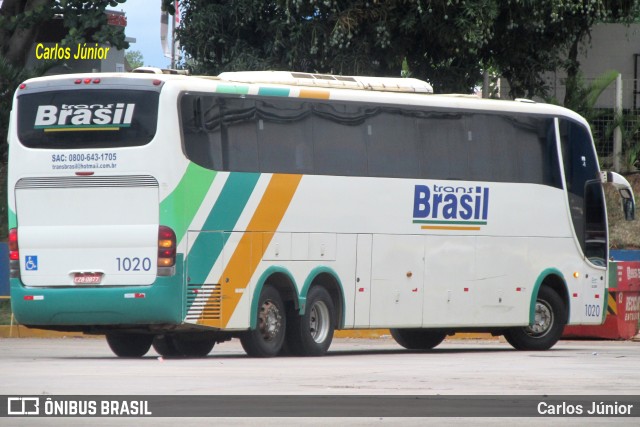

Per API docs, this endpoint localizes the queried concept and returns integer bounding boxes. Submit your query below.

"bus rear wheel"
[390,329,446,350]
[503,286,566,351]
[172,334,216,357]
[286,286,335,356]
[153,334,216,357]
[106,332,153,358]
[240,285,286,357]
[152,335,182,357]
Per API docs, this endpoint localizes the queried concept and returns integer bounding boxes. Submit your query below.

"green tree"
[0,0,129,240]
[0,0,129,161]
[125,50,144,69]
[487,1,640,100]
[171,0,497,93]
[1,0,129,71]
[172,0,639,98]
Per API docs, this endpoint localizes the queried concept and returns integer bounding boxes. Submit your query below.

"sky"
[117,1,175,68]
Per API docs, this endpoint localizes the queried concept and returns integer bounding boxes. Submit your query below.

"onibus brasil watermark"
[3,396,638,418]
[7,397,151,416]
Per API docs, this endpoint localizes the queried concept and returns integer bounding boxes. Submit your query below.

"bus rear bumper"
[9,273,183,329]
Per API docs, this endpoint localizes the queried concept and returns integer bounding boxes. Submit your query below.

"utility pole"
[613,73,622,172]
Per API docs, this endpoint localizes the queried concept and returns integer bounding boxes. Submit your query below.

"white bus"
[7,70,635,357]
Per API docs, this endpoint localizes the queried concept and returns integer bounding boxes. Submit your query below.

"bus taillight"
[8,228,20,278]
[8,228,18,260]
[158,226,176,274]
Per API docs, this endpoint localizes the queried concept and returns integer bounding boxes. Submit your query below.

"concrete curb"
[0,325,90,339]
[0,325,498,340]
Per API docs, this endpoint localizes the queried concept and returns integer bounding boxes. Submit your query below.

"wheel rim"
[309,300,330,344]
[258,300,282,341]
[525,299,553,338]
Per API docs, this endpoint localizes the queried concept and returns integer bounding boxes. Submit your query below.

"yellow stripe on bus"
[421,225,482,231]
[199,174,302,327]
[299,89,330,99]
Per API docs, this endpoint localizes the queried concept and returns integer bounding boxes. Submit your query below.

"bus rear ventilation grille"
[186,284,222,321]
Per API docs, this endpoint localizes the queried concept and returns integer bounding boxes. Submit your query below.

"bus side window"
[255,99,313,174]
[222,98,259,172]
[180,95,222,169]
[366,109,420,178]
[313,103,367,177]
[180,95,223,170]
[417,113,467,180]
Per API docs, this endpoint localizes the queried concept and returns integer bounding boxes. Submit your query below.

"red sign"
[107,12,127,27]
[615,261,640,291]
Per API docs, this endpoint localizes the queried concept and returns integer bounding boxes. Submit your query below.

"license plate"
[73,273,103,284]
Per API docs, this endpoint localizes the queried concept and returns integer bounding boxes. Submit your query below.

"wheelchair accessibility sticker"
[25,256,38,271]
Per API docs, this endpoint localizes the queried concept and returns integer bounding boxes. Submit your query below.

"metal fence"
[587,78,640,170]
[592,110,640,167]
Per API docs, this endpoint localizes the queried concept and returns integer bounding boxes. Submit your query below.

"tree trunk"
[0,0,53,69]
[563,28,587,109]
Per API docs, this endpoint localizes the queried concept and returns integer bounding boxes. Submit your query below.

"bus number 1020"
[585,304,601,317]
[116,257,152,272]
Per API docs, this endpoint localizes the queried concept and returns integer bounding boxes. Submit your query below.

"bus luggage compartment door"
[15,176,159,287]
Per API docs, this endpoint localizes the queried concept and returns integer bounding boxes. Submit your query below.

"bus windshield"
[17,89,159,149]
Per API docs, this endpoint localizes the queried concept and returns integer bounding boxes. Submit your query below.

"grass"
[0,300,12,324]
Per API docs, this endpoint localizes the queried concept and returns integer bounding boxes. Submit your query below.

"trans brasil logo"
[34,103,135,132]
[413,184,490,231]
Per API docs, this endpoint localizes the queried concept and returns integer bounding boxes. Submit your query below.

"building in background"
[545,23,640,110]
[500,23,640,110]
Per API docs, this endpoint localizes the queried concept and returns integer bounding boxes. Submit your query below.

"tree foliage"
[0,0,129,162]
[0,0,129,70]
[1,0,130,240]
[172,0,496,92]
[488,0,640,99]
[125,50,144,69]
[172,0,640,98]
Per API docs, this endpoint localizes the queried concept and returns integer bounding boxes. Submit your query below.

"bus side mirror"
[623,194,635,221]
[603,171,635,221]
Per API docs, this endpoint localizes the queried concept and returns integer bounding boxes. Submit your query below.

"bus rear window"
[17,89,159,149]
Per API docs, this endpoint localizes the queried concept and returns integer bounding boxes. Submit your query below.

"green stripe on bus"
[160,163,217,243]
[216,84,250,95]
[258,87,290,97]
[186,172,261,286]
[8,208,17,229]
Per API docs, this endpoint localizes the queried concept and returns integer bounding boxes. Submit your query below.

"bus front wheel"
[106,332,153,358]
[503,286,566,351]
[390,328,447,350]
[240,285,286,357]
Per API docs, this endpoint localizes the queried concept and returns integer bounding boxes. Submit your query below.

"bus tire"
[504,286,566,351]
[106,332,153,358]
[286,286,335,356]
[172,334,216,357]
[240,285,286,357]
[152,335,182,357]
[390,328,446,350]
